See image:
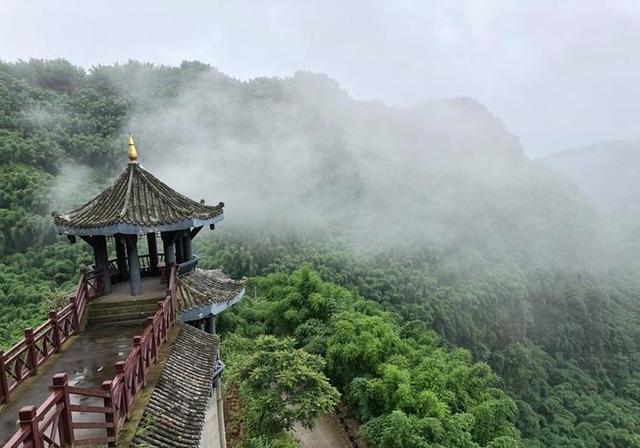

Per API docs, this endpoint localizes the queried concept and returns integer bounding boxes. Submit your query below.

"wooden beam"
[190,226,203,239]
[79,235,95,247]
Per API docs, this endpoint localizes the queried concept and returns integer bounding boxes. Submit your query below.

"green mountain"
[539,140,640,217]
[2,59,640,447]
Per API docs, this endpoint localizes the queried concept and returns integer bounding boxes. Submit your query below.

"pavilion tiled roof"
[131,323,219,448]
[177,269,246,313]
[51,162,224,236]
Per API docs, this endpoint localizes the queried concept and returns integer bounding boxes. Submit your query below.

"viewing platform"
[0,257,243,447]
[0,324,144,443]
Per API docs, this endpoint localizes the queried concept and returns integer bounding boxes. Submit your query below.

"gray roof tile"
[131,324,219,448]
[177,269,246,312]
[52,163,223,235]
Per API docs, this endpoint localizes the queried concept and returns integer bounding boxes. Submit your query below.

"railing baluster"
[24,329,37,376]
[102,380,118,447]
[0,351,9,403]
[133,336,146,389]
[49,311,62,354]
[115,362,129,420]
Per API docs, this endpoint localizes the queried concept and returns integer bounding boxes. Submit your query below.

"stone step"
[89,306,158,320]
[88,311,155,325]
[89,317,149,328]
[89,300,161,313]
[89,297,164,311]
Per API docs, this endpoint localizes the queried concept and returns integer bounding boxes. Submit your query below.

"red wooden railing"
[2,266,178,448]
[0,270,102,405]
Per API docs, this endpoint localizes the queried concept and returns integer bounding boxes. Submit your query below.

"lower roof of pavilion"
[177,268,247,320]
[52,162,224,236]
[131,323,220,448]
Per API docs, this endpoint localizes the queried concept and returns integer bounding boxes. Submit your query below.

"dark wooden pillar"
[52,373,73,445]
[183,230,193,262]
[115,235,128,281]
[18,406,41,448]
[204,315,215,335]
[94,235,112,294]
[125,235,142,296]
[175,232,184,264]
[147,233,159,274]
[161,232,176,267]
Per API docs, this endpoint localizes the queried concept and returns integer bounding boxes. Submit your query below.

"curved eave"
[54,213,224,236]
[179,287,245,322]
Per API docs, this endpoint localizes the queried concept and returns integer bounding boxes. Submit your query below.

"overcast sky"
[3,0,639,156]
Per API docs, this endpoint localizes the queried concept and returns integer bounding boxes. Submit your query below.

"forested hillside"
[2,59,640,447]
[539,140,640,217]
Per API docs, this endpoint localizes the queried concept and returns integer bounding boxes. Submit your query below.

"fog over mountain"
[539,140,640,217]
[86,63,602,268]
[3,0,640,156]
[3,53,640,448]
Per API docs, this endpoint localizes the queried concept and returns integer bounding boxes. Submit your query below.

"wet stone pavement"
[0,324,145,444]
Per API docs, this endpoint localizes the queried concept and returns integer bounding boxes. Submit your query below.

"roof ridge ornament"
[128,134,139,163]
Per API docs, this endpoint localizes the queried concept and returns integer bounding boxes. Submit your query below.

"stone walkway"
[293,414,351,448]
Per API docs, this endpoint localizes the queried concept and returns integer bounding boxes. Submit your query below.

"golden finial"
[128,134,138,163]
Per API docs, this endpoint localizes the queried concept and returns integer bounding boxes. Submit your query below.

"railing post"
[133,336,146,389]
[115,361,129,419]
[70,297,80,333]
[18,405,42,448]
[83,274,90,299]
[102,380,118,447]
[52,373,74,446]
[24,328,38,375]
[49,310,62,353]
[158,302,166,342]
[146,317,157,363]
[0,351,9,403]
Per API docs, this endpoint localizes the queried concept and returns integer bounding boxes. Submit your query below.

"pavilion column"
[175,233,184,264]
[161,232,176,267]
[204,315,215,335]
[125,235,142,296]
[183,230,193,262]
[93,235,112,294]
[147,233,159,274]
[114,235,128,281]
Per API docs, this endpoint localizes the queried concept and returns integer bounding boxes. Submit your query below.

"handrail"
[176,257,198,277]
[2,266,179,448]
[0,269,103,405]
[105,254,166,283]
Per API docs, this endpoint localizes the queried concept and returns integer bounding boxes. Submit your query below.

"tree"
[233,335,340,436]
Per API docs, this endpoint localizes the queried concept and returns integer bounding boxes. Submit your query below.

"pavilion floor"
[0,324,145,444]
[93,276,168,305]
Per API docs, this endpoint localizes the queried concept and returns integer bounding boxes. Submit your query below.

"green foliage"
[228,334,339,436]
[3,58,640,447]
[241,434,299,448]
[223,267,521,446]
[211,231,640,447]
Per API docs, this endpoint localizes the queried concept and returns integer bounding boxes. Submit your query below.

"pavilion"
[0,135,248,447]
[52,135,225,296]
